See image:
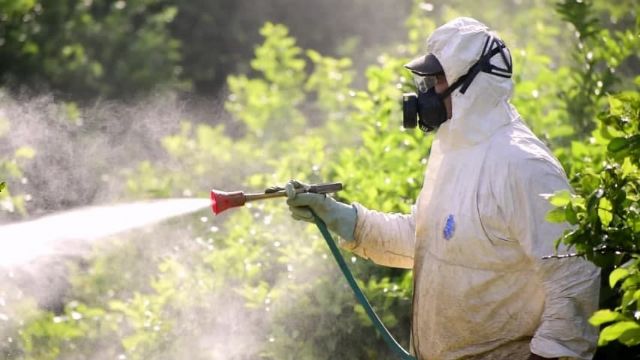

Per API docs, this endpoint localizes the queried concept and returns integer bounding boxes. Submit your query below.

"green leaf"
[608,96,625,116]
[0,182,4,193]
[589,309,623,326]
[608,137,629,153]
[546,207,566,223]
[570,141,589,156]
[621,157,637,177]
[621,274,640,291]
[565,203,579,225]
[550,190,572,207]
[609,267,630,288]
[598,198,613,226]
[600,321,640,346]
[619,326,640,346]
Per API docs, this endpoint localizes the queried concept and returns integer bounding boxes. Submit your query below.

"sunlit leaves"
[333,55,426,213]
[403,0,437,55]
[125,161,174,198]
[512,46,573,146]
[550,190,572,207]
[599,197,614,226]
[552,0,638,138]
[590,309,623,327]
[555,0,601,40]
[546,206,566,223]
[305,49,354,122]
[0,0,183,99]
[19,301,106,360]
[0,0,37,16]
[610,267,630,288]
[599,321,640,346]
[549,89,640,348]
[109,291,173,360]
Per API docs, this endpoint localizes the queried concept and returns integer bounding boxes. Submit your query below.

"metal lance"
[210,182,343,215]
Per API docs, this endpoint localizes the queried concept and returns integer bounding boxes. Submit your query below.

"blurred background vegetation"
[0,0,639,359]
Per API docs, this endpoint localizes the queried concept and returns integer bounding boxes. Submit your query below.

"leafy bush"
[549,89,640,353]
[0,0,183,99]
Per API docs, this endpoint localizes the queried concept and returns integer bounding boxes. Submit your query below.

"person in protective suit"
[285,17,600,360]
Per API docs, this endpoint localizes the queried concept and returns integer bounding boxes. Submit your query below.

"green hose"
[311,211,416,360]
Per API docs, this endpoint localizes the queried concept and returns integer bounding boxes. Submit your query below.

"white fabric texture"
[345,17,600,360]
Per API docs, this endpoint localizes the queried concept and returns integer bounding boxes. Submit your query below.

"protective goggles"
[413,73,438,93]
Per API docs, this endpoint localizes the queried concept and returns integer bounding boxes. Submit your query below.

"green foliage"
[511,46,574,145]
[18,301,106,360]
[544,7,640,351]
[304,49,354,124]
[554,0,640,137]
[168,0,413,95]
[589,263,640,347]
[549,92,640,265]
[549,90,640,351]
[225,22,307,140]
[0,106,35,216]
[333,56,427,213]
[105,19,415,358]
[0,0,184,99]
[0,0,37,16]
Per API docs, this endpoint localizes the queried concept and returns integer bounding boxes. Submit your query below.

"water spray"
[210,182,415,360]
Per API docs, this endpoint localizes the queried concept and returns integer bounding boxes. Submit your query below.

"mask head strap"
[444,36,513,96]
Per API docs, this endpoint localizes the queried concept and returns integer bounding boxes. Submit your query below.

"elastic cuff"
[338,203,365,249]
[530,335,594,360]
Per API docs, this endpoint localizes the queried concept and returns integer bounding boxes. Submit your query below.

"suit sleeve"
[506,158,600,360]
[338,202,416,269]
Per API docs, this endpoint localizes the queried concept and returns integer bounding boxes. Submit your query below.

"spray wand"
[209,182,415,359]
[210,182,343,215]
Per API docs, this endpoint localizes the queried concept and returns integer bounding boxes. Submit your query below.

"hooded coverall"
[342,18,600,360]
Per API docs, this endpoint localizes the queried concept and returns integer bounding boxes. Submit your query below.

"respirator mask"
[402,74,453,132]
[402,36,513,133]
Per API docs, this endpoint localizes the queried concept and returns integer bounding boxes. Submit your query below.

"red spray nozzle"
[210,190,246,215]
[210,182,343,215]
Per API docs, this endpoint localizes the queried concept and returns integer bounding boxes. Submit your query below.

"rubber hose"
[311,211,415,360]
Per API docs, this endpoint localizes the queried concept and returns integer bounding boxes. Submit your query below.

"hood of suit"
[427,17,519,150]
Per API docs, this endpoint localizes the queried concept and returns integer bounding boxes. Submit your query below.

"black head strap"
[441,36,513,97]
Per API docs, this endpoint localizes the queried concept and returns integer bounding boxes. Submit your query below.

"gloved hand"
[285,180,357,241]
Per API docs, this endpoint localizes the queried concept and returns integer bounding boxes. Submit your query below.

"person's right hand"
[285,180,357,241]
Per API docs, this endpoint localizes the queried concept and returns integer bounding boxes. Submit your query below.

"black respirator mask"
[402,36,512,133]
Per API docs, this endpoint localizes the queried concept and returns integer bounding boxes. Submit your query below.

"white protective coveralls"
[343,18,600,360]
